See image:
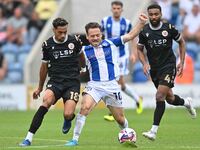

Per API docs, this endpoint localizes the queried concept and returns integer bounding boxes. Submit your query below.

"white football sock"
[124,84,140,102]
[119,118,128,129]
[151,125,158,133]
[73,113,86,141]
[183,98,190,107]
[25,132,34,142]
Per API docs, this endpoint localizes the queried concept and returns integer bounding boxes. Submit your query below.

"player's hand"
[176,63,184,77]
[33,88,43,99]
[143,63,150,77]
[139,13,148,24]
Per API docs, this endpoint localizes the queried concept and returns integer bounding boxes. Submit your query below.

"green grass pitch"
[0,108,199,150]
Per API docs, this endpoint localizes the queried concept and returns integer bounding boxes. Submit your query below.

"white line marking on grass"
[0,136,66,142]
[7,144,64,149]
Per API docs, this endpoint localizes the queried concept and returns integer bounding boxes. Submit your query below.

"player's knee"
[156,92,165,101]
[80,105,90,116]
[43,96,53,108]
[63,111,74,120]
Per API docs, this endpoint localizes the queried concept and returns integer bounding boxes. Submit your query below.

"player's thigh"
[159,65,176,88]
[43,89,56,107]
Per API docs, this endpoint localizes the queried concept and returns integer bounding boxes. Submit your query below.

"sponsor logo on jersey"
[53,51,59,59]
[68,43,75,49]
[148,39,167,48]
[162,30,168,37]
[107,24,111,28]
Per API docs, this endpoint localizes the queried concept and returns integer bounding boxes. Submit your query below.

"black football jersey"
[138,22,181,69]
[0,52,3,67]
[42,35,82,82]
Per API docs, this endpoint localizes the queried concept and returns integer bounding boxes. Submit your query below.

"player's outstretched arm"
[123,13,147,43]
[177,37,186,77]
[33,62,48,99]
[137,44,150,77]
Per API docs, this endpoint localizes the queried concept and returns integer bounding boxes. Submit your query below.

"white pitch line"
[0,136,66,142]
[7,144,64,149]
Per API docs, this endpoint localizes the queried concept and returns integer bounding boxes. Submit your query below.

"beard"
[150,19,161,27]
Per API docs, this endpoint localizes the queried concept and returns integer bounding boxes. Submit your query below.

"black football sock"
[29,106,48,134]
[171,95,184,106]
[153,101,165,126]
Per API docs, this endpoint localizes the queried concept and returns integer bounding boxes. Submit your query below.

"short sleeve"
[109,36,124,47]
[127,23,132,33]
[41,41,49,62]
[74,35,83,54]
[170,24,181,42]
[137,32,145,46]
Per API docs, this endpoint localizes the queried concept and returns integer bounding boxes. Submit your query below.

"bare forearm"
[79,52,86,68]
[137,49,148,66]
[123,23,145,43]
[38,63,48,90]
[178,38,186,65]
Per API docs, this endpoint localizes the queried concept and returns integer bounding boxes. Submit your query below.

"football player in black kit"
[137,4,196,141]
[19,18,86,146]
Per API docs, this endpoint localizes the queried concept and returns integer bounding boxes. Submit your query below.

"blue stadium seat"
[19,44,31,53]
[187,49,197,61]
[132,62,148,83]
[1,42,18,53]
[18,52,29,66]
[6,70,23,83]
[4,52,16,66]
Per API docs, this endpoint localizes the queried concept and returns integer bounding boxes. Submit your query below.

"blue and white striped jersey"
[83,37,125,81]
[101,16,132,57]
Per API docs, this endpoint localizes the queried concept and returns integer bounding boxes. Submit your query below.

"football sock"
[73,113,86,141]
[171,95,185,106]
[123,84,140,102]
[25,132,34,142]
[153,101,165,126]
[150,125,158,133]
[119,118,128,129]
[29,106,48,134]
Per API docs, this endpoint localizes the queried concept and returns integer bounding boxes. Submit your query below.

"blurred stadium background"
[0,0,200,110]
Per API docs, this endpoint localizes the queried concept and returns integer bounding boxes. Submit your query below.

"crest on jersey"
[53,51,59,59]
[102,42,108,47]
[68,43,75,49]
[162,30,168,37]
[121,25,126,31]
[146,33,149,37]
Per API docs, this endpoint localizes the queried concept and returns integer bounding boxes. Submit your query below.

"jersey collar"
[53,35,68,44]
[149,22,163,30]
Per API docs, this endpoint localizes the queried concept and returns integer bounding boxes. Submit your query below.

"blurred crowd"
[132,0,200,84]
[0,0,58,83]
[0,0,200,84]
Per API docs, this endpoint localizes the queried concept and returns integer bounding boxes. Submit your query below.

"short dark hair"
[85,22,101,34]
[111,1,123,7]
[52,17,68,28]
[147,3,161,12]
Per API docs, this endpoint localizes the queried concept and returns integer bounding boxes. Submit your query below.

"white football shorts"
[83,80,123,107]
